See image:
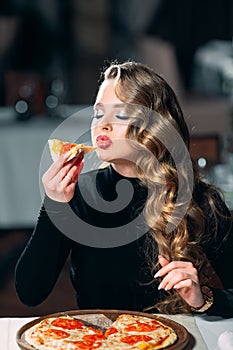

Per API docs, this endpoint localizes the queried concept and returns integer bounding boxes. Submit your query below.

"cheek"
[115,125,129,139]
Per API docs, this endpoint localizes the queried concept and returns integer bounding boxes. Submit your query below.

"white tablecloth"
[2,314,233,349]
[195,314,233,350]
[0,107,93,228]
[0,317,35,350]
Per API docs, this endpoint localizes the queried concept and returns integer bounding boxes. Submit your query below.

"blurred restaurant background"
[0,0,233,316]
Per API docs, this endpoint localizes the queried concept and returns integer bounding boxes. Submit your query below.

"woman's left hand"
[154,255,204,308]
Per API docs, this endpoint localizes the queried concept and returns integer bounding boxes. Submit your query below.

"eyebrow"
[94,103,125,109]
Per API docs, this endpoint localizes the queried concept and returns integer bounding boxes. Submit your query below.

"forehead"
[95,79,122,104]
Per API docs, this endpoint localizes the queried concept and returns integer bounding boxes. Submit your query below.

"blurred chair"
[137,36,231,138]
[189,133,221,168]
[4,70,46,117]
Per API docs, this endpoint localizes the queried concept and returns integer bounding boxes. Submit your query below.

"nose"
[98,115,113,131]
[100,122,112,131]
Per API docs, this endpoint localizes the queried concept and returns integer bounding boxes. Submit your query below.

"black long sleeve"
[194,181,233,317]
[207,289,233,318]
[15,198,72,306]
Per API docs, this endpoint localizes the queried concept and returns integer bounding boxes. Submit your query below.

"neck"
[111,162,137,178]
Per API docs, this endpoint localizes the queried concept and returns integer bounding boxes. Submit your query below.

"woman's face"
[91,79,138,176]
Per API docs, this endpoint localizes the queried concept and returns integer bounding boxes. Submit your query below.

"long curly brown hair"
[102,61,231,313]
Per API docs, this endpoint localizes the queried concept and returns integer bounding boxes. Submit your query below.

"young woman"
[15,61,233,316]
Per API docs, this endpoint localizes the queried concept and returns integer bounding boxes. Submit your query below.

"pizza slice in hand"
[48,138,97,162]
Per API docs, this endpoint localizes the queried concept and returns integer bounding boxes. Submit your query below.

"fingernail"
[154,271,160,278]
[77,149,84,157]
[63,152,70,159]
[158,283,162,290]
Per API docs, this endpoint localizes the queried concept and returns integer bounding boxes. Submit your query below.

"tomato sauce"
[104,326,117,336]
[71,333,106,349]
[43,328,69,339]
[51,317,84,330]
[120,334,153,345]
[124,321,158,332]
[87,328,104,336]
[61,144,76,154]
[72,339,103,349]
[82,334,106,342]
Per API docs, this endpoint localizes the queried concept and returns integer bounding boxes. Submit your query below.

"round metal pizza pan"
[16,309,191,349]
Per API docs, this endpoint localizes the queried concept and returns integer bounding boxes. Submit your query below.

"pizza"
[24,314,177,349]
[100,314,177,349]
[48,139,97,162]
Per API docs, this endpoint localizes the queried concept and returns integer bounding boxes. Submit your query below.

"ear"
[158,255,169,267]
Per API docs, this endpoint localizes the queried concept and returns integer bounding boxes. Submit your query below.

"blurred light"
[198,157,207,168]
[15,100,28,114]
[45,95,59,109]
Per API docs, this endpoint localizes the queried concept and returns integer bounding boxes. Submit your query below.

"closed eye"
[92,113,129,121]
[116,115,129,120]
[93,112,104,119]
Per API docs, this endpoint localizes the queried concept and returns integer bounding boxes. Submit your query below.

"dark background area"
[0,0,232,106]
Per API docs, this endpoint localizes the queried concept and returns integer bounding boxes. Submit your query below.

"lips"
[96,135,112,149]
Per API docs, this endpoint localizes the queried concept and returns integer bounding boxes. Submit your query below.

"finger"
[173,279,193,290]
[44,152,71,182]
[56,151,84,182]
[154,256,169,278]
[46,164,75,192]
[61,164,81,185]
[158,255,169,267]
[158,272,192,291]
[72,159,84,182]
[64,157,84,183]
[58,181,77,202]
[60,151,84,181]
[154,261,194,278]
[46,149,84,181]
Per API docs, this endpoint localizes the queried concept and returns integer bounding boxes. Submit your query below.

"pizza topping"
[87,328,105,336]
[42,328,70,339]
[60,143,77,155]
[82,334,106,342]
[51,317,84,330]
[120,334,153,345]
[124,321,158,332]
[104,326,118,336]
[72,339,103,349]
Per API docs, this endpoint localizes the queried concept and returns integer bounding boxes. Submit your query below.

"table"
[195,314,233,350]
[1,314,233,349]
[0,106,93,229]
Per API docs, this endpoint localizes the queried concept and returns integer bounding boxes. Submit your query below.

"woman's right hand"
[42,150,84,203]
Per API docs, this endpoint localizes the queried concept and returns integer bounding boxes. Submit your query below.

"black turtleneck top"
[15,165,233,316]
